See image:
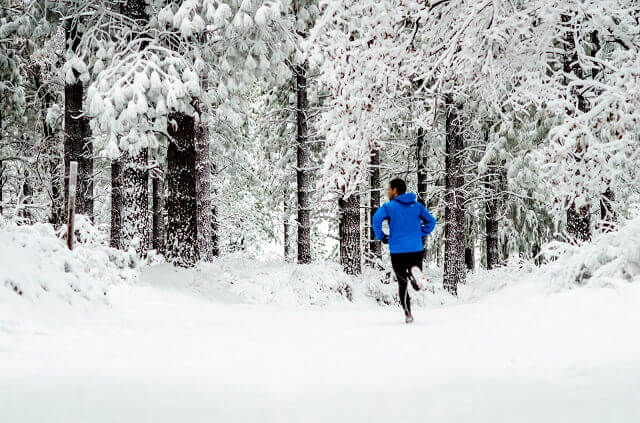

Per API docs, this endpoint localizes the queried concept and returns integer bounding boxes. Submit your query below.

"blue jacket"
[372,193,437,254]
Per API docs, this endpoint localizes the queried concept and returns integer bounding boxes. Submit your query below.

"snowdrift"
[541,217,640,288]
[142,259,377,306]
[2,215,638,310]
[0,216,137,304]
[142,258,517,308]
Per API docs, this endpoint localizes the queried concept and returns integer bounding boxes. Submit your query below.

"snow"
[2,270,640,421]
[0,216,137,304]
[1,220,640,422]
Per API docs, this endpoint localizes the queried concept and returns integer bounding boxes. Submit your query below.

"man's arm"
[420,204,437,237]
[372,204,389,241]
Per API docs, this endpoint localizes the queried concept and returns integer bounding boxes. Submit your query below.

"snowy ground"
[2,263,640,422]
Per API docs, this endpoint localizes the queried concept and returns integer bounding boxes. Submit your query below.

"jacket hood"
[393,192,418,205]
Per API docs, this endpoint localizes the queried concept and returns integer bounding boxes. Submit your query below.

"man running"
[372,178,437,323]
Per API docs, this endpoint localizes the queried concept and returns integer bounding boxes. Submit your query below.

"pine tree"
[294,61,312,265]
[443,95,466,295]
[416,127,428,206]
[339,193,361,275]
[165,112,198,266]
[195,72,214,262]
[151,173,165,252]
[64,17,93,221]
[367,148,381,265]
[484,157,500,270]
[118,0,150,255]
[110,159,122,249]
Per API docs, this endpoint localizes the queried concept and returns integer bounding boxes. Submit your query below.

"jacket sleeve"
[420,204,437,237]
[372,204,388,240]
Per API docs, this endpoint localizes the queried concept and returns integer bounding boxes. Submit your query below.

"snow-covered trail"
[1,277,640,423]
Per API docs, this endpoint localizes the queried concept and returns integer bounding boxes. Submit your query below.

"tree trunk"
[151,175,165,252]
[600,186,616,232]
[120,149,149,254]
[211,162,220,257]
[64,20,93,221]
[483,127,500,270]
[416,127,428,206]
[211,205,219,256]
[166,112,198,267]
[567,202,591,243]
[295,62,311,264]
[117,0,150,255]
[339,193,361,275]
[195,93,213,262]
[110,159,122,249]
[465,247,475,271]
[121,0,147,20]
[367,148,381,265]
[284,190,291,262]
[562,13,591,242]
[443,95,466,295]
[35,69,64,226]
[20,168,33,224]
[484,170,499,270]
[0,160,3,215]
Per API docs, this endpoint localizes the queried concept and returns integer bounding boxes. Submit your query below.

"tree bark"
[120,149,149,254]
[484,166,499,270]
[210,162,220,257]
[110,159,122,249]
[121,0,147,20]
[0,160,3,216]
[295,62,312,264]
[562,13,591,242]
[367,148,381,265]
[152,175,165,252]
[416,127,428,206]
[443,95,466,295]
[166,112,198,267]
[64,19,93,221]
[20,168,33,224]
[117,0,150,255]
[195,91,214,262]
[284,190,291,262]
[465,247,475,271]
[212,204,220,257]
[600,186,616,232]
[339,193,361,275]
[567,202,591,243]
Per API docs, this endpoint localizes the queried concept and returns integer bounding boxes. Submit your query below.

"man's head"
[387,178,406,200]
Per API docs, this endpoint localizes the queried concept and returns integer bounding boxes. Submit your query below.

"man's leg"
[391,254,412,317]
[409,251,425,290]
[398,277,411,315]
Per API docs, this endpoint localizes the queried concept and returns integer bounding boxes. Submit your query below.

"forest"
[1,1,640,421]
[1,1,639,284]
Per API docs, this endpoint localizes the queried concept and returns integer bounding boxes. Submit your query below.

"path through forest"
[1,274,640,423]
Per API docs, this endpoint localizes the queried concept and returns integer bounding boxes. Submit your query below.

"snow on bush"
[192,258,460,308]
[541,218,640,288]
[195,258,358,306]
[0,216,138,304]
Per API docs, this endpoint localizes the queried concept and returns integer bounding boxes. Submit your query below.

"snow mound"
[140,257,534,308]
[172,258,360,306]
[542,218,640,288]
[0,216,138,305]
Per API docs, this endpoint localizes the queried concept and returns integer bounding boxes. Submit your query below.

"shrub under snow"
[541,218,640,288]
[0,216,138,304]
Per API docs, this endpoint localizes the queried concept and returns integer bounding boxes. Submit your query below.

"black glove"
[381,236,389,245]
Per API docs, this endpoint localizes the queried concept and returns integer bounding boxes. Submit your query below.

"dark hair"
[389,178,406,195]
